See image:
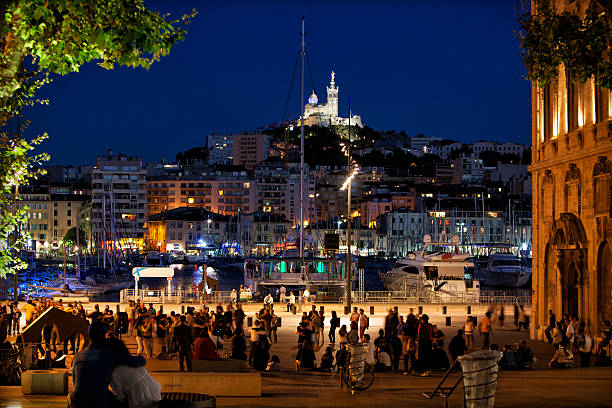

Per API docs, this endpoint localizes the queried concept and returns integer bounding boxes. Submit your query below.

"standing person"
[359,309,369,342]
[578,326,593,367]
[230,289,237,305]
[479,312,493,350]
[260,307,273,344]
[155,312,170,358]
[234,303,245,331]
[513,304,519,329]
[417,314,434,376]
[329,310,340,344]
[384,308,399,338]
[270,311,279,344]
[141,316,154,359]
[350,307,359,325]
[250,321,264,367]
[302,288,310,306]
[400,318,417,375]
[311,311,323,350]
[518,305,528,331]
[279,286,286,304]
[135,310,146,357]
[498,304,505,327]
[545,310,556,343]
[448,329,468,362]
[4,300,13,336]
[173,315,194,372]
[284,291,293,312]
[147,303,156,319]
[464,316,475,352]
[12,301,20,335]
[125,301,134,336]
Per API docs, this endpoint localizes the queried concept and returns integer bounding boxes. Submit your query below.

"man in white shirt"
[288,292,296,312]
[303,288,310,305]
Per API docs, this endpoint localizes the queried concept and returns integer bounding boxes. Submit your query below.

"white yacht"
[380,236,480,302]
[474,251,531,288]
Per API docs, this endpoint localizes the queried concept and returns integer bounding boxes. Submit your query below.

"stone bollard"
[247,316,253,327]
[467,305,471,315]
[370,306,374,315]
[116,304,120,313]
[344,306,350,315]
[418,305,423,315]
[442,305,447,314]
[394,305,399,314]
[159,305,163,314]
[181,305,185,314]
[446,316,451,326]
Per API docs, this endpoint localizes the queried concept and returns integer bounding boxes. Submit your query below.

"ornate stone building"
[530,0,612,339]
[302,71,363,128]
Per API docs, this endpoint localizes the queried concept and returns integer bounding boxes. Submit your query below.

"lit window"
[188,197,195,204]
[219,190,224,196]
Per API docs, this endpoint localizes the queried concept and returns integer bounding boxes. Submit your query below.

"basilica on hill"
[301,71,363,128]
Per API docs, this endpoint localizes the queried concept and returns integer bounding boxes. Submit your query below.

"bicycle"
[339,344,375,393]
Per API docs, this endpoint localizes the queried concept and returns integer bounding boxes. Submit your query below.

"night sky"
[21,0,530,165]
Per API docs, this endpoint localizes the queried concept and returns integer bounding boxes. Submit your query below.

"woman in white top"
[106,338,161,408]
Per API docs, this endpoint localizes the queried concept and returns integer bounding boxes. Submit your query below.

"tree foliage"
[63,226,85,247]
[517,0,612,88]
[0,1,195,277]
[0,0,196,118]
[0,120,47,276]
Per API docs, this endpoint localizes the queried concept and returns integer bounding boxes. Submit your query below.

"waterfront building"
[146,165,255,218]
[49,194,88,248]
[302,71,363,128]
[453,156,485,184]
[529,0,612,339]
[232,133,270,170]
[147,207,229,253]
[18,186,50,252]
[240,211,291,255]
[91,151,147,250]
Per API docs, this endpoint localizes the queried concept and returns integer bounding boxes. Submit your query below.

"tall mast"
[346,97,352,311]
[299,16,305,261]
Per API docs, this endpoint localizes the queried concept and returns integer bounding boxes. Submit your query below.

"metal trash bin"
[458,350,503,408]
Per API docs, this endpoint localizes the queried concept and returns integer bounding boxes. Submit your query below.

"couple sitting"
[69,321,160,408]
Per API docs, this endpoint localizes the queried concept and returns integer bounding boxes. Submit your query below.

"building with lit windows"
[529,0,612,340]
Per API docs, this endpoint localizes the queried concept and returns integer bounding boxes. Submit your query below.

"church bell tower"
[326,70,338,118]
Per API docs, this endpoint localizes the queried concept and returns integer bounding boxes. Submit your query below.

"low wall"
[152,372,261,397]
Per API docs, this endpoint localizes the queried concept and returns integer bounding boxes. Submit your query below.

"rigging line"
[305,52,323,127]
[281,50,301,125]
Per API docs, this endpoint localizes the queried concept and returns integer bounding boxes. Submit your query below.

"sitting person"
[319,346,334,371]
[430,343,450,371]
[595,349,611,367]
[266,354,281,371]
[192,328,220,360]
[230,327,247,360]
[296,340,316,370]
[516,340,535,368]
[500,344,518,370]
[335,343,348,371]
[69,321,146,408]
[549,343,574,368]
[106,338,161,408]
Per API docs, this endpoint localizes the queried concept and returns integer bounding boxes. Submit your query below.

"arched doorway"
[597,241,612,323]
[563,263,579,318]
[546,213,588,319]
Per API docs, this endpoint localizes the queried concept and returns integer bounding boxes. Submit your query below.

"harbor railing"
[119,288,531,306]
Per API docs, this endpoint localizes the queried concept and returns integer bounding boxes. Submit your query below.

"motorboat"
[474,251,531,288]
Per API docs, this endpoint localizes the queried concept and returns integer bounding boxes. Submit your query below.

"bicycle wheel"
[352,363,374,391]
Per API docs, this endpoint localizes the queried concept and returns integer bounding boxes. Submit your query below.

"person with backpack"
[417,314,434,376]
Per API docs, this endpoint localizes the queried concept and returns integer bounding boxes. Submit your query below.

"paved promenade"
[1,301,611,407]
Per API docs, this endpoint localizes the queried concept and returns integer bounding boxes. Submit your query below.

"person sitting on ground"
[430,341,450,371]
[106,337,161,408]
[69,321,146,408]
[192,328,220,360]
[362,333,376,368]
[296,340,316,370]
[266,354,280,371]
[500,344,518,370]
[516,340,535,369]
[252,329,271,371]
[371,334,390,372]
[448,329,468,362]
[335,343,348,371]
[549,343,574,368]
[319,346,335,371]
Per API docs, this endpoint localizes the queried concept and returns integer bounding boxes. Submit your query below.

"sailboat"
[243,17,350,298]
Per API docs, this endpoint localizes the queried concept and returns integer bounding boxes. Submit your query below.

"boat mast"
[299,16,305,261]
[346,97,352,311]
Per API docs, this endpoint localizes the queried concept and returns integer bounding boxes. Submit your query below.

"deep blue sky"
[21,0,530,165]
